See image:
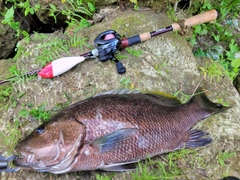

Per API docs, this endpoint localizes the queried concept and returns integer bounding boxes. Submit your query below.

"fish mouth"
[13,153,32,167]
[13,147,36,168]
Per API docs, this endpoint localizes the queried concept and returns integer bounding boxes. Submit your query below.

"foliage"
[199,60,227,82]
[189,0,240,81]
[29,104,52,122]
[96,173,115,180]
[0,85,13,103]
[217,151,236,166]
[18,103,51,122]
[130,0,139,10]
[1,0,95,37]
[126,47,143,58]
[0,118,22,153]
[49,0,95,32]
[130,150,189,180]
[120,77,131,87]
[36,34,89,66]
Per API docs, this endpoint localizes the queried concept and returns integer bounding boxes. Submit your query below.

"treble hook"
[0,155,19,173]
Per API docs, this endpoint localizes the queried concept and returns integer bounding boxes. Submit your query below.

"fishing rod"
[0,9,218,84]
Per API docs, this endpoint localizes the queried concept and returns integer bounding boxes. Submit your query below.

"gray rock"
[0,9,239,180]
[0,7,34,59]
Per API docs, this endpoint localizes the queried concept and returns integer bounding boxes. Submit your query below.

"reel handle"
[116,61,126,74]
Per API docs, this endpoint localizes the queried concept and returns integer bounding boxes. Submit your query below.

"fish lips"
[12,152,34,168]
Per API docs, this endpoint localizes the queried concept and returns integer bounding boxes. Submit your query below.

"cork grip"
[139,32,151,42]
[171,9,218,31]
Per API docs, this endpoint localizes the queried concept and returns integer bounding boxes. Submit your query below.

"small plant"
[131,154,184,180]
[217,151,236,166]
[130,0,139,10]
[1,0,40,38]
[49,0,95,32]
[35,34,89,66]
[95,173,115,180]
[126,47,143,58]
[29,103,52,122]
[2,0,94,38]
[166,5,178,22]
[172,89,192,103]
[18,103,52,122]
[154,63,168,74]
[120,77,131,87]
[1,6,21,37]
[189,0,240,81]
[0,118,22,153]
[199,60,226,82]
[0,86,13,104]
[131,161,159,180]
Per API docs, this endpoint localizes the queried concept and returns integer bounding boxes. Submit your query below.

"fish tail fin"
[191,89,231,114]
[178,129,212,149]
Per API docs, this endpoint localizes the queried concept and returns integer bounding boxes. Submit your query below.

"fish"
[221,177,240,180]
[13,88,230,174]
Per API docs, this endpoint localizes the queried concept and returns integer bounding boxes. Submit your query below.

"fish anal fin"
[92,128,138,154]
[100,163,136,172]
[178,129,212,149]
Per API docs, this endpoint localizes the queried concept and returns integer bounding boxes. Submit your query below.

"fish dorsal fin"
[94,88,181,107]
[144,91,182,107]
[92,128,138,154]
[94,88,140,97]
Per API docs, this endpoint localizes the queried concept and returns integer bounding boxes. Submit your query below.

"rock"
[29,0,67,26]
[1,9,240,180]
[0,7,35,59]
[234,74,240,93]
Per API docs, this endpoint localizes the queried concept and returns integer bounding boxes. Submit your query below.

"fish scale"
[13,90,230,173]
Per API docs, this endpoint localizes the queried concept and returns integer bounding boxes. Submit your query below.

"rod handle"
[172,9,218,31]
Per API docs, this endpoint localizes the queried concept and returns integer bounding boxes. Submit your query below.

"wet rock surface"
[0,9,239,180]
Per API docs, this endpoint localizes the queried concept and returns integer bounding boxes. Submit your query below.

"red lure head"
[38,63,53,78]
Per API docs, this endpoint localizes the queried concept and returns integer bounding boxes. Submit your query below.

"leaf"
[88,2,95,12]
[34,3,41,11]
[212,34,220,42]
[226,51,235,60]
[130,0,138,5]
[18,92,25,98]
[194,25,201,35]
[229,39,239,53]
[19,110,29,117]
[49,4,57,11]
[3,6,14,23]
[231,58,240,68]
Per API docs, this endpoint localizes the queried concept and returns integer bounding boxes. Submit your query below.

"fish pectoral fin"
[178,129,212,149]
[100,163,136,172]
[92,128,138,154]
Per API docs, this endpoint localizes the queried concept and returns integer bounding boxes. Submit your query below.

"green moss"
[111,15,145,37]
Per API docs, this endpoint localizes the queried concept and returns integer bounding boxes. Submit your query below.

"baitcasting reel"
[94,30,126,74]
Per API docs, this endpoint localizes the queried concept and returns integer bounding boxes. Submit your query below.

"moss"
[111,14,145,37]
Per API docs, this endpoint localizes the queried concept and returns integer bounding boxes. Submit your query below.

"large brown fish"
[13,89,229,174]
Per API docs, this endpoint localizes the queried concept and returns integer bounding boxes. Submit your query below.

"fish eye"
[36,125,45,134]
